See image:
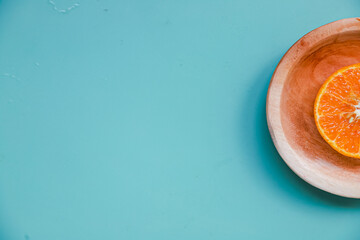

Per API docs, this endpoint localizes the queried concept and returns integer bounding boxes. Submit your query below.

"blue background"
[0,0,360,239]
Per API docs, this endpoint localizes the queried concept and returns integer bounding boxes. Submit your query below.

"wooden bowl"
[267,18,360,198]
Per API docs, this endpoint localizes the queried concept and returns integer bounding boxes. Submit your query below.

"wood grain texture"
[267,18,360,198]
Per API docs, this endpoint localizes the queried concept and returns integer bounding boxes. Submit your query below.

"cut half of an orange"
[314,63,360,158]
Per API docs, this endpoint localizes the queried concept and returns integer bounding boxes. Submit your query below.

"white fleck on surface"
[48,0,80,14]
[1,73,19,81]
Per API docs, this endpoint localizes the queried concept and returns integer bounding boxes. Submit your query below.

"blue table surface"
[1,0,360,239]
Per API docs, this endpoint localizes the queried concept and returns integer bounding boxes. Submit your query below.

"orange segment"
[317,94,355,116]
[317,115,350,140]
[342,67,360,96]
[334,120,360,154]
[325,74,357,104]
[314,63,360,158]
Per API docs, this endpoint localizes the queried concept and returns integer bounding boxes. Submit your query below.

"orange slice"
[314,63,360,158]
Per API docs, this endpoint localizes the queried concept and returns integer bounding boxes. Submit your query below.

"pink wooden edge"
[266,18,360,198]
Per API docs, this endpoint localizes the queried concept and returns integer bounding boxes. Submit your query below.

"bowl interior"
[281,30,360,187]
